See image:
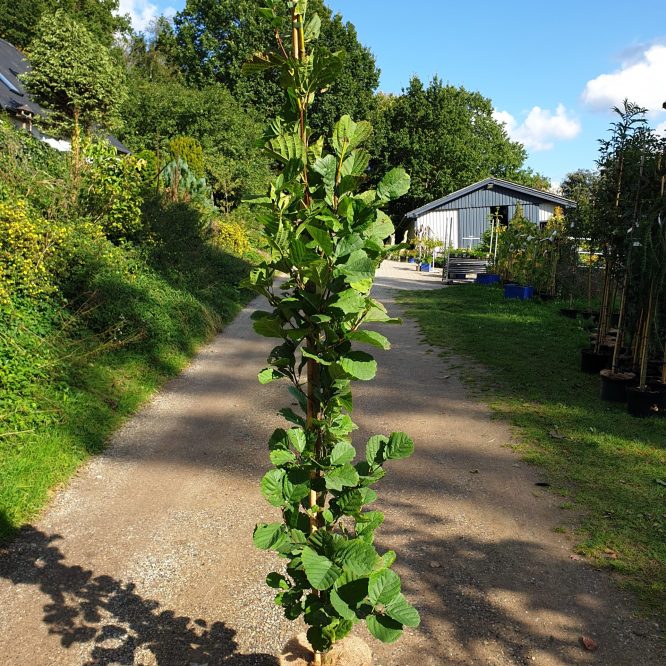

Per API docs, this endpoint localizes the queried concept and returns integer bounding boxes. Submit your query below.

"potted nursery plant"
[496,204,536,300]
[624,112,666,416]
[579,106,641,374]
[243,2,420,663]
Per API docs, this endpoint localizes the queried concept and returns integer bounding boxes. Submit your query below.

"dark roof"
[106,133,131,155]
[404,177,576,219]
[0,37,130,155]
[0,38,44,117]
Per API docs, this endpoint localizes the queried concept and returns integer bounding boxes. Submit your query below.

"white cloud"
[493,104,581,151]
[582,44,666,114]
[656,120,666,135]
[117,0,161,33]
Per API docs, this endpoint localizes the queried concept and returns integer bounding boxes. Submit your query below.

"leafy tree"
[120,78,270,212]
[371,76,541,220]
[561,168,598,239]
[244,1,418,660]
[21,11,127,174]
[122,17,181,83]
[511,167,551,191]
[171,0,379,134]
[0,0,130,50]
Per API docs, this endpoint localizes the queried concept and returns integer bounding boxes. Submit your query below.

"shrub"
[0,116,71,215]
[213,217,250,255]
[0,199,67,303]
[79,139,146,243]
[168,136,205,178]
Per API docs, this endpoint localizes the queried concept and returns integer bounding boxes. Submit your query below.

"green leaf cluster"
[253,430,417,650]
[246,2,418,653]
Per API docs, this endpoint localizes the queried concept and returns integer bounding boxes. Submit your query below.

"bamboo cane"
[657,148,666,384]
[292,8,324,664]
[595,260,611,353]
[611,271,628,374]
[632,308,643,369]
[638,281,655,390]
[587,245,593,313]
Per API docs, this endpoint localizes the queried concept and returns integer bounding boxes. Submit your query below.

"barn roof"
[0,38,43,117]
[404,177,576,219]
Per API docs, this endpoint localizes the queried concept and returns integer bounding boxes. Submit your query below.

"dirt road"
[0,261,662,665]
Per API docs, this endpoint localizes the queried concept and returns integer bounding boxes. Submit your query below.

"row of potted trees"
[472,103,665,417]
[578,103,666,417]
[481,204,569,301]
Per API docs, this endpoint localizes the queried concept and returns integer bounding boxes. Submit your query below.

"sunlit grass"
[398,284,666,623]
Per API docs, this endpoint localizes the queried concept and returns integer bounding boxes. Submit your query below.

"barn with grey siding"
[403,177,576,249]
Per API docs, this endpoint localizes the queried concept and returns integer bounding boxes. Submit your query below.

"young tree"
[244,2,419,662]
[22,10,127,176]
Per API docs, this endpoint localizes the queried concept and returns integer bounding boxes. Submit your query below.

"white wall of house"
[415,209,459,249]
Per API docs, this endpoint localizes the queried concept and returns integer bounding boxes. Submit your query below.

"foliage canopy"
[22,10,127,139]
[172,0,379,134]
[371,76,549,220]
[0,0,130,50]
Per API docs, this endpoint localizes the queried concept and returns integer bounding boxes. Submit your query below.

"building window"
[490,205,509,226]
[0,72,20,95]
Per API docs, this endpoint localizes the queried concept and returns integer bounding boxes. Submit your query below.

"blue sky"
[122,0,666,187]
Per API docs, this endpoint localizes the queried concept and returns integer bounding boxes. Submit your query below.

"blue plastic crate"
[504,284,534,300]
[420,263,431,272]
[476,274,501,285]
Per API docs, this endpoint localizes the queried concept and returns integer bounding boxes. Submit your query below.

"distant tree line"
[0,0,551,226]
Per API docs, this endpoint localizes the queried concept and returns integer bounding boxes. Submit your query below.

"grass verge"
[397,284,666,625]
[0,250,255,541]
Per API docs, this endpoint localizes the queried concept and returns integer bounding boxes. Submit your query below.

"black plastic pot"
[647,359,665,376]
[581,348,611,374]
[599,369,636,402]
[560,307,579,318]
[626,386,661,418]
[599,344,618,360]
[647,381,666,416]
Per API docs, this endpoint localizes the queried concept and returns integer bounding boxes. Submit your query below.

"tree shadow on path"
[0,526,277,666]
[372,495,664,665]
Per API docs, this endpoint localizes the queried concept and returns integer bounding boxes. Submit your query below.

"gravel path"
[0,261,662,666]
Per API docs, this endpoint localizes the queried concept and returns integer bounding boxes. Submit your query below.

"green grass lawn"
[397,284,666,625]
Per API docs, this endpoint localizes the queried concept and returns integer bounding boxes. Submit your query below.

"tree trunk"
[638,281,655,390]
[71,108,81,195]
[611,271,628,374]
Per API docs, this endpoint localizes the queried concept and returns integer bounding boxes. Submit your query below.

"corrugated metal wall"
[415,184,545,248]
[539,202,555,223]
[415,210,458,248]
